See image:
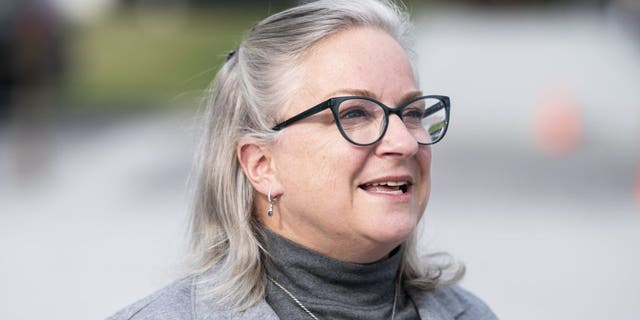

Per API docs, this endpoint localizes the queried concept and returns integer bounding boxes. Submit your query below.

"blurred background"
[1,0,638,319]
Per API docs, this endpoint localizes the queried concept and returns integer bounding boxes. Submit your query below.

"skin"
[238,27,432,264]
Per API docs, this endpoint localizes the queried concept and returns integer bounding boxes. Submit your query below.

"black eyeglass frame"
[272,95,451,146]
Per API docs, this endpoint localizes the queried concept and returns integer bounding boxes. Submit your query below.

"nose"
[375,114,419,157]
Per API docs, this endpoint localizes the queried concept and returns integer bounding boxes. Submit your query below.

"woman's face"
[268,27,431,263]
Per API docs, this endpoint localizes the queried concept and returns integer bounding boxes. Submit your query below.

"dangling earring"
[267,190,274,217]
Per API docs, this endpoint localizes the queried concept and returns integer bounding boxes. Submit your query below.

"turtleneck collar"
[261,227,403,318]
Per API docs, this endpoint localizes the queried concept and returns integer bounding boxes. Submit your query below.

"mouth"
[358,180,412,195]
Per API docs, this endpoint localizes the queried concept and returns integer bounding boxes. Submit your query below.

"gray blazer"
[108,276,496,320]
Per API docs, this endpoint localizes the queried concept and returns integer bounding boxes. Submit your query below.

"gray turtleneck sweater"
[108,230,498,320]
[262,228,421,320]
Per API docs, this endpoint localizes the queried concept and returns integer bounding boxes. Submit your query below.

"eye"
[339,106,371,120]
[337,99,381,128]
[403,108,424,119]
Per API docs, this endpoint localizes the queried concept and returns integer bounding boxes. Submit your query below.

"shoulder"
[106,272,279,320]
[107,277,194,320]
[444,285,497,319]
[409,285,497,320]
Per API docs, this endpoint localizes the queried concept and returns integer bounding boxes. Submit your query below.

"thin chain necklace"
[268,276,398,320]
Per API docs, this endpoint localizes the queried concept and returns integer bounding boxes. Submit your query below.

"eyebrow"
[321,88,424,104]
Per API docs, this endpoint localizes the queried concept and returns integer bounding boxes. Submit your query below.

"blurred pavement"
[418,8,640,319]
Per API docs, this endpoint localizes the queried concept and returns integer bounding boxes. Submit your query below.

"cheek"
[275,130,358,193]
[418,147,432,174]
[418,147,432,204]
[307,139,362,192]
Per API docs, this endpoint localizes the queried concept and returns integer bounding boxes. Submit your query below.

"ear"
[236,137,282,197]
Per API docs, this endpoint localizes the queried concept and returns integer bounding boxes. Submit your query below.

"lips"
[359,180,411,195]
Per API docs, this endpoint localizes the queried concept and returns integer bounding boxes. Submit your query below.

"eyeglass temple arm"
[272,99,335,131]
[423,96,449,117]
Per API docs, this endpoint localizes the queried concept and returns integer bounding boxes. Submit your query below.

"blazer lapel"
[231,300,280,320]
[193,276,279,320]
[195,298,279,320]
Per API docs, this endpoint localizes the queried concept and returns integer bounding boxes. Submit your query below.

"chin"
[367,216,418,247]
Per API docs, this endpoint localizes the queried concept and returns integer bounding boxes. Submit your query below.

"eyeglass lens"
[336,97,447,145]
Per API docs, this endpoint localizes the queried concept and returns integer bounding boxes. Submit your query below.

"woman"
[109,0,496,319]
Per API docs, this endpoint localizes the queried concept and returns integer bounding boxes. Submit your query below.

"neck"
[259,220,402,264]
[262,226,402,306]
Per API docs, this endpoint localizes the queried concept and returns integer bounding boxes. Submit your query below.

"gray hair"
[189,0,463,311]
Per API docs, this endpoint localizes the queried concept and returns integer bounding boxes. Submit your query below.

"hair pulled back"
[190,0,463,310]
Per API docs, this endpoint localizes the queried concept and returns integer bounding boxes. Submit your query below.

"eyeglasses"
[272,95,450,146]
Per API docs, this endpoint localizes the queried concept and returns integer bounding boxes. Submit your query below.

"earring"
[267,190,274,217]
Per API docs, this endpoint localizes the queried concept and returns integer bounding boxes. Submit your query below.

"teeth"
[368,181,408,187]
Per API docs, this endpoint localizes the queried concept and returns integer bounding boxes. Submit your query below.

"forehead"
[295,27,417,107]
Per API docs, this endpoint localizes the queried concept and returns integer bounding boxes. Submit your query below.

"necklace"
[268,276,398,320]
